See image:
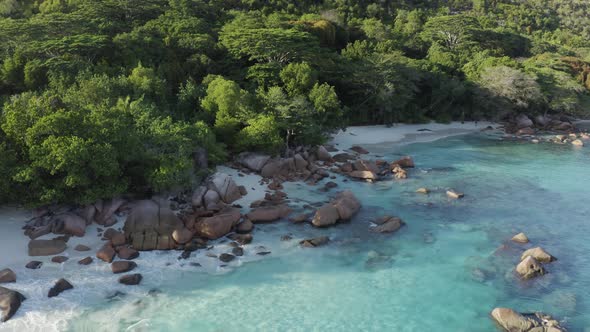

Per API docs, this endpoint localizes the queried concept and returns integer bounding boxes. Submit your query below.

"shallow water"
[2,133,590,331]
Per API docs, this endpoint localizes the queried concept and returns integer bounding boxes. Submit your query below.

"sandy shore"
[330,121,496,148]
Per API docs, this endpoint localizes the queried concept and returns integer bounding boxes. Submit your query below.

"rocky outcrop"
[48,278,73,298]
[0,269,16,283]
[238,152,271,172]
[51,213,86,237]
[194,208,241,240]
[94,198,126,226]
[203,190,221,211]
[516,114,534,129]
[511,233,529,244]
[236,220,253,233]
[392,156,415,168]
[521,247,555,263]
[0,286,25,322]
[123,200,183,251]
[209,173,243,204]
[316,146,332,162]
[117,247,139,260]
[370,216,405,234]
[312,191,361,227]
[96,244,116,263]
[516,256,545,279]
[28,239,67,256]
[349,170,377,181]
[191,186,208,208]
[246,205,292,223]
[490,308,565,332]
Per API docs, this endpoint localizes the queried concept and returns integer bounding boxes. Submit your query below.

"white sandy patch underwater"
[1,123,590,331]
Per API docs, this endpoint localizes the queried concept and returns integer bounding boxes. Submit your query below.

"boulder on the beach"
[238,152,271,172]
[117,247,139,260]
[111,232,126,246]
[96,244,116,263]
[294,154,309,171]
[300,236,329,248]
[119,274,142,286]
[94,198,126,226]
[236,220,254,234]
[48,278,73,298]
[191,186,208,208]
[289,213,308,223]
[391,156,415,168]
[490,308,565,332]
[203,190,221,211]
[123,200,183,251]
[111,261,137,274]
[172,227,194,244]
[51,213,87,237]
[28,239,67,256]
[194,208,241,240]
[511,233,529,244]
[316,146,332,162]
[446,190,464,199]
[246,205,292,223]
[209,173,243,204]
[312,204,340,227]
[371,217,405,234]
[0,269,16,283]
[515,114,534,129]
[350,146,369,154]
[521,247,555,263]
[333,191,361,220]
[0,286,26,322]
[516,256,545,279]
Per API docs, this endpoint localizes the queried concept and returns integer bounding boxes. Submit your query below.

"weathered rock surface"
[123,200,183,250]
[51,213,86,237]
[371,216,405,233]
[111,261,137,274]
[392,156,415,168]
[236,220,254,234]
[25,261,42,269]
[300,236,329,247]
[117,247,139,260]
[516,256,545,279]
[172,227,194,244]
[490,307,565,332]
[48,278,73,298]
[311,204,340,227]
[0,269,16,283]
[246,205,292,223]
[219,253,235,263]
[446,190,464,199]
[516,114,534,129]
[511,233,529,244]
[312,191,361,227]
[74,244,91,251]
[316,146,332,161]
[78,257,93,265]
[119,274,142,286]
[209,173,243,204]
[349,170,377,180]
[194,208,241,240]
[521,247,555,263]
[350,146,369,154]
[51,256,68,264]
[191,186,208,208]
[0,286,25,322]
[28,239,67,256]
[238,152,271,172]
[203,190,221,210]
[94,198,126,226]
[96,244,116,263]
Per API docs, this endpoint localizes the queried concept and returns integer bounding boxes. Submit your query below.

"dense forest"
[1,0,589,206]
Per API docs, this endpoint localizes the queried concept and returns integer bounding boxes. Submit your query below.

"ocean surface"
[1,132,589,331]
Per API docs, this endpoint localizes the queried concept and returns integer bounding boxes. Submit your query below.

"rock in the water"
[28,239,67,256]
[311,204,340,227]
[238,152,271,172]
[172,227,194,244]
[227,233,253,245]
[96,244,116,263]
[123,200,184,250]
[232,247,244,256]
[48,278,73,298]
[516,256,545,279]
[300,236,329,248]
[392,156,415,168]
[78,257,93,265]
[416,188,430,194]
[571,139,584,147]
[219,253,235,263]
[516,127,535,136]
[209,173,243,204]
[333,191,361,220]
[350,145,369,154]
[111,261,137,274]
[51,256,68,264]
[194,208,241,240]
[316,145,332,161]
[0,286,26,322]
[25,261,42,269]
[521,247,555,263]
[111,232,126,246]
[51,213,87,237]
[0,269,16,283]
[236,220,254,234]
[246,205,292,223]
[74,244,91,252]
[371,217,405,233]
[511,233,529,244]
[119,274,142,286]
[446,190,464,199]
[289,213,308,223]
[117,247,139,260]
[349,170,377,180]
[490,307,565,332]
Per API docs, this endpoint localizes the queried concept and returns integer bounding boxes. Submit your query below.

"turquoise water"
[5,133,590,331]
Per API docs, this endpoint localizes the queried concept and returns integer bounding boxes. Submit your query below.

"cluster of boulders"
[490,307,566,332]
[508,114,575,136]
[370,216,405,233]
[311,191,361,227]
[509,232,557,280]
[334,156,415,182]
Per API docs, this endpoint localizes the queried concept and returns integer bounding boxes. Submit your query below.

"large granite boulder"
[515,114,534,129]
[209,173,242,204]
[490,308,565,332]
[371,216,405,233]
[191,186,208,208]
[349,170,377,180]
[521,247,556,263]
[123,200,183,251]
[0,286,26,322]
[516,256,545,279]
[246,205,292,223]
[51,213,87,237]
[203,190,221,211]
[260,159,289,178]
[316,146,332,162]
[194,208,241,240]
[94,198,126,226]
[48,278,73,298]
[353,160,379,173]
[238,153,271,172]
[28,239,67,256]
[312,191,361,227]
[311,204,340,227]
[0,269,16,283]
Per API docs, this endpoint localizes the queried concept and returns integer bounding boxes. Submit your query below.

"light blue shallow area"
[68,133,590,332]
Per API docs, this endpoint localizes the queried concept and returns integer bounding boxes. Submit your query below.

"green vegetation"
[1,0,590,205]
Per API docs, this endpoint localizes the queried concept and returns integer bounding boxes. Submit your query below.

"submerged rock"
[511,233,529,244]
[446,190,464,199]
[78,257,93,265]
[0,269,16,283]
[490,307,565,332]
[48,278,73,298]
[312,191,361,227]
[521,247,556,263]
[300,236,329,248]
[111,261,137,274]
[370,216,405,234]
[416,188,430,194]
[350,146,369,154]
[25,261,42,269]
[516,256,545,279]
[0,286,26,322]
[117,247,139,260]
[28,239,67,256]
[236,220,254,234]
[51,256,68,264]
[391,156,415,168]
[219,253,235,263]
[74,244,91,252]
[119,274,142,286]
